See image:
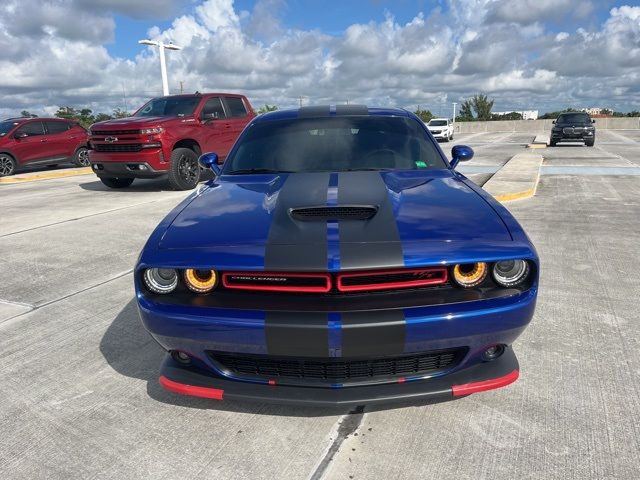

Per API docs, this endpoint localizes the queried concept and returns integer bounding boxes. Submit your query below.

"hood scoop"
[289,205,378,221]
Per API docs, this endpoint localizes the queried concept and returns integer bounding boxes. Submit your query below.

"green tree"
[77,108,95,128]
[491,112,523,121]
[456,100,474,122]
[20,110,37,118]
[94,113,113,122]
[414,107,433,123]
[257,104,278,115]
[112,108,130,118]
[55,106,78,120]
[471,94,494,121]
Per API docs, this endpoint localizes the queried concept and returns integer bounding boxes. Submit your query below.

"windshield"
[134,96,200,117]
[428,120,448,126]
[557,113,590,124]
[0,121,19,137]
[223,116,446,174]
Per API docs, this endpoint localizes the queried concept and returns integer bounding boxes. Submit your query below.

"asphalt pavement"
[1,130,639,479]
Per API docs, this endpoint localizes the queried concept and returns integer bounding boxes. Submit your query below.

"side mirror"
[199,152,220,175]
[592,119,596,124]
[450,145,474,169]
[201,112,219,122]
[14,132,29,139]
[552,120,556,124]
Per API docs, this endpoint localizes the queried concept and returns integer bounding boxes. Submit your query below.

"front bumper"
[158,347,520,407]
[89,149,169,178]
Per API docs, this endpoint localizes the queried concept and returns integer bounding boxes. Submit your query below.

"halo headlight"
[144,268,178,294]
[452,262,488,288]
[184,269,218,293]
[492,260,530,287]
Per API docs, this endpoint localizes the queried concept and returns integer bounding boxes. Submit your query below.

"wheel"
[585,139,595,147]
[100,177,134,189]
[0,153,16,177]
[449,133,454,141]
[167,148,201,190]
[549,140,557,147]
[443,135,449,142]
[74,147,90,167]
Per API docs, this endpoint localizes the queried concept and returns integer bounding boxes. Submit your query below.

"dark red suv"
[0,117,90,177]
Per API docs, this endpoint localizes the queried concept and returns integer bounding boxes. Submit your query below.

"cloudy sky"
[1,0,639,118]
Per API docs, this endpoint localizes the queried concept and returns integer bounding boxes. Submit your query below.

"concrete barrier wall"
[454,117,640,133]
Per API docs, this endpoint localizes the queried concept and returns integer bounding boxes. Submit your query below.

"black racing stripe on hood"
[264,172,331,271]
[337,171,405,270]
[265,312,329,357]
[341,310,406,358]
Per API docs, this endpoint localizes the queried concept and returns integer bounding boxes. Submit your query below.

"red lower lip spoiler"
[159,375,224,400]
[451,369,519,397]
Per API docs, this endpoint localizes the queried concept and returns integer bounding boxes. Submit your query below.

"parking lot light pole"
[138,39,182,96]
[452,102,457,124]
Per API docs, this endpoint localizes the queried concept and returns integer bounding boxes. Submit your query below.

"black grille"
[94,143,142,152]
[92,129,139,135]
[290,205,377,221]
[209,349,465,385]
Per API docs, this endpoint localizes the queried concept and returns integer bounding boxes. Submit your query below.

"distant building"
[581,108,611,116]
[492,110,539,120]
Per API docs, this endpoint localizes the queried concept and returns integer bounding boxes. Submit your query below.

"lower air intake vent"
[209,348,467,386]
[290,205,378,221]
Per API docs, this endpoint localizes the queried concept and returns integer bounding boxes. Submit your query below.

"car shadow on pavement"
[100,298,459,417]
[79,179,175,192]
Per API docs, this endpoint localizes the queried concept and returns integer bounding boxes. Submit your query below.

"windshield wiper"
[226,168,294,175]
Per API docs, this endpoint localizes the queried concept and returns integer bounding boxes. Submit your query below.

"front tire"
[0,154,16,177]
[585,138,595,147]
[74,147,90,167]
[100,177,134,189]
[549,140,557,147]
[167,148,201,190]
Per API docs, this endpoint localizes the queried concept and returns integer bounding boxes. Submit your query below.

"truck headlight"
[140,127,163,134]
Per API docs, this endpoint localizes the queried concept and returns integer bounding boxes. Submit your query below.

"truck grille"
[92,129,139,135]
[209,348,466,385]
[94,144,143,152]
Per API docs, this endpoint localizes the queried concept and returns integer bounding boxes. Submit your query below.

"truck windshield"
[0,121,18,137]
[134,97,200,117]
[557,113,590,124]
[428,120,447,126]
[223,116,446,174]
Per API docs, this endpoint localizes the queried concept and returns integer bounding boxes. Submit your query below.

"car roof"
[430,118,449,121]
[254,105,410,124]
[2,117,73,122]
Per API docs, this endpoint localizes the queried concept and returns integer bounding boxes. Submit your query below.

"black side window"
[201,97,226,120]
[45,121,70,134]
[224,97,247,118]
[17,122,45,136]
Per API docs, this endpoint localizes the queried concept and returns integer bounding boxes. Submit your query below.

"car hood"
[159,170,511,253]
[91,116,184,129]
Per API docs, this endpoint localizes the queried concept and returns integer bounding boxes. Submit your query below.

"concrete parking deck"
[1,130,640,479]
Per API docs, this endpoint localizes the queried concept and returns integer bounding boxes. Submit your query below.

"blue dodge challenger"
[136,105,538,406]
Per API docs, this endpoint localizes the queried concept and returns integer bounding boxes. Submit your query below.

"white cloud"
[1,0,639,118]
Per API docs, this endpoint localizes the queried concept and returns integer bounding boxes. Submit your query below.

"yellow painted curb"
[0,167,93,184]
[494,188,535,202]
[527,143,547,149]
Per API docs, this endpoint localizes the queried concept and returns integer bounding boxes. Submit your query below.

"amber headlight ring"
[451,262,488,288]
[183,269,218,293]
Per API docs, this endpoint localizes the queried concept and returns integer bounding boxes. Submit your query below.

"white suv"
[426,118,454,142]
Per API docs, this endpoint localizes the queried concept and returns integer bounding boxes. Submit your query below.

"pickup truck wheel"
[100,177,134,188]
[0,154,16,177]
[74,147,90,167]
[168,148,201,190]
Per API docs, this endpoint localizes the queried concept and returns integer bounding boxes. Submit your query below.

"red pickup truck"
[88,93,255,190]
